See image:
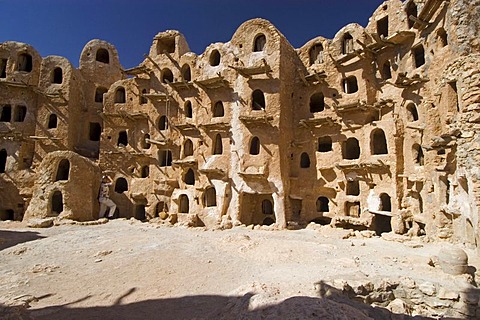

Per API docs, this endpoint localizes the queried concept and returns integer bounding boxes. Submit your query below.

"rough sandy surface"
[0,220,479,319]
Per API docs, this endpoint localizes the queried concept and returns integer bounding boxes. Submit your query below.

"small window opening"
[318,136,332,152]
[0,209,14,221]
[343,76,358,94]
[115,87,126,103]
[300,152,311,168]
[213,134,223,155]
[184,168,195,185]
[142,134,151,149]
[140,89,148,104]
[182,64,191,82]
[379,193,391,211]
[14,105,26,122]
[89,122,101,141]
[413,144,424,166]
[48,114,58,129]
[52,67,63,84]
[253,34,266,52]
[51,191,63,215]
[448,81,459,112]
[117,131,128,147]
[1,105,11,122]
[309,44,324,65]
[161,68,173,83]
[316,197,329,212]
[184,101,193,118]
[158,115,168,130]
[209,49,221,66]
[155,201,168,217]
[310,92,325,113]
[156,38,175,54]
[17,53,32,72]
[342,33,354,54]
[406,1,418,29]
[438,28,448,47]
[371,129,388,155]
[179,195,189,213]
[377,16,389,38]
[381,61,392,80]
[184,139,194,157]
[406,103,419,121]
[213,101,224,117]
[413,45,425,68]
[204,187,217,207]
[141,166,149,178]
[96,48,110,64]
[95,87,108,103]
[346,181,360,196]
[55,159,70,181]
[343,138,360,159]
[262,199,273,215]
[252,90,266,110]
[250,137,260,155]
[374,214,392,235]
[159,150,173,166]
[345,201,361,217]
[0,59,7,78]
[115,177,128,193]
[0,149,7,173]
[135,205,146,221]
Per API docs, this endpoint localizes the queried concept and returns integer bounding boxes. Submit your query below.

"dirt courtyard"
[1,220,479,319]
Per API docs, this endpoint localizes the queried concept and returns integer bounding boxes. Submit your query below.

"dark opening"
[159,150,173,166]
[253,34,266,52]
[345,201,361,217]
[156,201,168,217]
[1,105,11,122]
[309,44,324,65]
[213,134,223,155]
[413,45,425,68]
[96,48,110,64]
[374,214,392,235]
[406,1,417,29]
[0,149,6,173]
[343,138,360,159]
[115,87,126,103]
[141,165,149,178]
[310,92,325,113]
[162,68,174,83]
[52,67,63,84]
[51,191,63,215]
[115,177,128,193]
[316,197,329,212]
[406,103,419,121]
[0,209,14,221]
[55,159,70,181]
[158,115,168,130]
[377,16,389,38]
[95,87,108,103]
[182,64,191,82]
[262,199,273,215]
[0,59,7,78]
[213,101,224,117]
[252,90,266,110]
[183,139,193,157]
[140,89,148,104]
[300,152,310,168]
[156,38,175,54]
[346,181,360,196]
[250,137,260,155]
[342,33,354,54]
[342,76,358,93]
[17,53,32,72]
[117,131,128,147]
[209,50,221,66]
[89,122,101,141]
[372,129,388,155]
[184,168,195,185]
[262,217,275,226]
[179,195,189,213]
[48,114,58,129]
[135,205,146,221]
[380,193,392,211]
[318,136,332,152]
[438,28,448,47]
[204,187,217,207]
[449,81,459,112]
[142,134,151,149]
[184,101,193,118]
[381,61,392,80]
[14,105,27,122]
[413,144,424,166]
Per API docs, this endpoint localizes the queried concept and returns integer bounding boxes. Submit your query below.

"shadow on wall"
[0,230,45,251]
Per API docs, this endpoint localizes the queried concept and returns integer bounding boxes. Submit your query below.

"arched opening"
[51,67,63,84]
[213,101,224,117]
[377,16,389,38]
[438,28,448,47]
[262,199,273,215]
[48,114,57,129]
[0,58,7,78]
[115,177,128,193]
[155,201,168,217]
[381,61,392,80]
[252,90,266,110]
[141,165,149,178]
[406,1,417,29]
[253,34,266,52]
[346,181,360,196]
[14,105,27,122]
[184,101,193,118]
[158,115,168,130]
[184,168,195,185]
[55,159,70,181]
[412,144,424,166]
[300,152,310,168]
[117,131,128,147]
[342,76,358,93]
[406,103,419,121]
[209,49,221,66]
[96,48,110,63]
[309,92,325,113]
[371,129,388,155]
[309,44,324,65]
[140,89,148,104]
[89,122,101,141]
[95,87,108,103]
[250,137,260,155]
[179,195,189,213]
[183,139,194,157]
[343,138,360,159]
[17,53,32,72]
[159,150,172,166]
[204,187,217,207]
[0,149,7,173]
[1,105,11,122]
[161,68,173,83]
[213,134,223,155]
[316,197,329,212]
[181,64,191,82]
[342,33,354,54]
[318,136,332,152]
[135,204,146,221]
[379,193,391,211]
[114,87,126,103]
[51,191,63,215]
[412,45,425,68]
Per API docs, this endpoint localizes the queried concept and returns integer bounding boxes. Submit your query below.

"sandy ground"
[0,219,479,319]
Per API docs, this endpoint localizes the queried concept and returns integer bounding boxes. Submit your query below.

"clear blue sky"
[0,0,385,69]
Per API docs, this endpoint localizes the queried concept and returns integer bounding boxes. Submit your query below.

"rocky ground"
[0,219,479,319]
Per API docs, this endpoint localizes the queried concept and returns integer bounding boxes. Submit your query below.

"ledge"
[194,75,229,89]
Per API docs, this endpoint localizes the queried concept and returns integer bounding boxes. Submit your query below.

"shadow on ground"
[0,229,45,251]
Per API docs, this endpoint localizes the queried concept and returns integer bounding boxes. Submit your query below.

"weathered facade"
[1,0,480,246]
